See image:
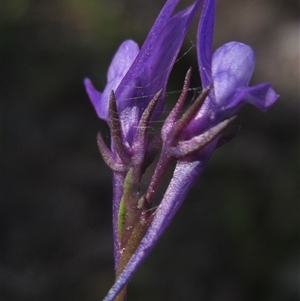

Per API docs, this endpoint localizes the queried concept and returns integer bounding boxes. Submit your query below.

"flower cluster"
[84,0,278,300]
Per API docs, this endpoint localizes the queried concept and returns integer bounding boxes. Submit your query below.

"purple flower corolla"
[85,0,201,144]
[186,0,278,137]
[84,41,139,124]
[103,0,278,300]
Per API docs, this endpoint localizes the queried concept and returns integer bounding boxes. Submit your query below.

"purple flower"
[185,0,278,137]
[102,0,278,300]
[85,0,202,145]
[85,0,203,300]
[84,41,139,124]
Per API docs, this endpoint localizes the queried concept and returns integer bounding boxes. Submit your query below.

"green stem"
[114,218,149,301]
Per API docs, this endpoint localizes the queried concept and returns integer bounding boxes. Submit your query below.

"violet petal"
[222,83,279,116]
[116,0,203,144]
[84,78,102,117]
[84,40,139,122]
[212,42,255,106]
[197,0,215,88]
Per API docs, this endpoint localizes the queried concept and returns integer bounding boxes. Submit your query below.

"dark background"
[2,0,299,300]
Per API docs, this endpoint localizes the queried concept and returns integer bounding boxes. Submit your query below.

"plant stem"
[114,217,149,301]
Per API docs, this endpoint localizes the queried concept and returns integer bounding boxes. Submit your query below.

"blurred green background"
[3,0,299,300]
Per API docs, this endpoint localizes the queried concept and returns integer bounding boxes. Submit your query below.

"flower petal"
[107,41,140,84]
[84,78,103,117]
[85,40,139,122]
[243,83,279,111]
[197,0,215,88]
[212,42,255,106]
[221,83,279,117]
[116,0,183,104]
[116,0,203,143]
